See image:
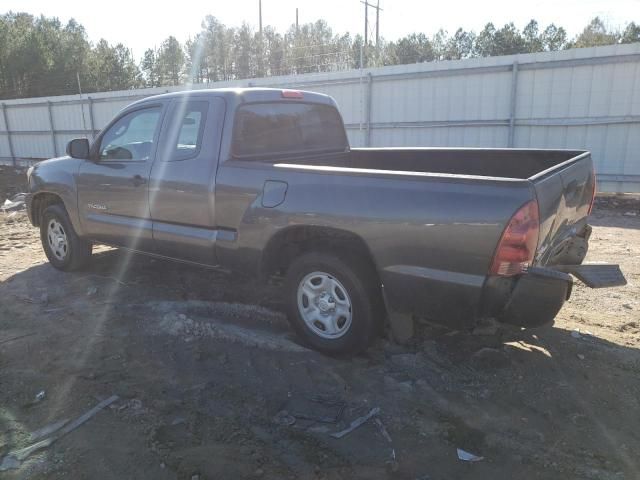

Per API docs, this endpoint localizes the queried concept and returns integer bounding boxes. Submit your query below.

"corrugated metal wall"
[1,43,639,192]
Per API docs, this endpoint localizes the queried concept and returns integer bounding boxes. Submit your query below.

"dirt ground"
[1,165,639,480]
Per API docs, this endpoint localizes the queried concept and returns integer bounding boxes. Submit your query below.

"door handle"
[132,175,147,187]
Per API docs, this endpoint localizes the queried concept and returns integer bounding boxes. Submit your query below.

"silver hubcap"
[47,219,68,261]
[297,271,352,339]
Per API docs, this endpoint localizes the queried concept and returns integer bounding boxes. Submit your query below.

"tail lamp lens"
[490,200,540,276]
[588,169,597,215]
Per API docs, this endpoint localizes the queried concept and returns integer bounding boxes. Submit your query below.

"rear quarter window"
[232,102,348,158]
[169,101,208,161]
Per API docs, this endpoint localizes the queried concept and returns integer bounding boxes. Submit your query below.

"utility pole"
[364,1,368,46]
[259,0,263,36]
[76,72,83,96]
[360,1,382,48]
[296,8,299,33]
[76,72,88,138]
[376,0,380,47]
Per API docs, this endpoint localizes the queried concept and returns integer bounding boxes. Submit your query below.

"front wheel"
[40,204,92,271]
[284,252,381,354]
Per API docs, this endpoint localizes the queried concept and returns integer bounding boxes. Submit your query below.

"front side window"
[99,107,161,161]
[232,102,348,158]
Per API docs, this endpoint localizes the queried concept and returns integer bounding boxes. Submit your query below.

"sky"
[8,0,640,58]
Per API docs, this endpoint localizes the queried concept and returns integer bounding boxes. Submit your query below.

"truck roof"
[130,87,337,108]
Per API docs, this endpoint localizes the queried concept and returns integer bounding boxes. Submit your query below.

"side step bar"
[553,263,627,288]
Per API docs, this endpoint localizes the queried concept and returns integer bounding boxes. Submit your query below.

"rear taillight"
[588,169,597,215]
[490,200,540,276]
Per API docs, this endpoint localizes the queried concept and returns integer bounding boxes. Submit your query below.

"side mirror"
[66,138,90,159]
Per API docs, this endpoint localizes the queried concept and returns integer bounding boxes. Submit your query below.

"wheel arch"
[261,225,379,280]
[261,225,389,330]
[30,191,65,227]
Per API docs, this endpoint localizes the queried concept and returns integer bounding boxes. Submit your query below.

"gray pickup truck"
[26,88,625,353]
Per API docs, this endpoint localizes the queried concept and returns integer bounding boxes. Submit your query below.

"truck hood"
[34,155,78,169]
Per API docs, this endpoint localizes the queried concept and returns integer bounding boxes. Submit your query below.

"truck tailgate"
[530,152,595,266]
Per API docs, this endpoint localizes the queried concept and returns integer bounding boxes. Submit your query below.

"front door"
[149,97,225,264]
[76,104,165,251]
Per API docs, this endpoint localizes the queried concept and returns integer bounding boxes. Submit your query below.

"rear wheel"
[284,252,381,354]
[40,204,92,271]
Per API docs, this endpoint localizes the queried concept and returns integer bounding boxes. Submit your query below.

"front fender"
[29,156,84,236]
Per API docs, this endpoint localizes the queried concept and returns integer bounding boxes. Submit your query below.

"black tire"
[40,204,92,271]
[284,251,382,355]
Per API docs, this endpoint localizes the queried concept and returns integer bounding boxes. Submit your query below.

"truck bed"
[266,146,595,327]
[277,146,594,265]
[297,147,585,180]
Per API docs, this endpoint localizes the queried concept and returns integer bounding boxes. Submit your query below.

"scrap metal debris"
[374,417,397,469]
[374,417,393,443]
[1,193,26,212]
[330,407,380,439]
[29,418,70,442]
[288,394,345,424]
[456,448,484,462]
[0,395,119,471]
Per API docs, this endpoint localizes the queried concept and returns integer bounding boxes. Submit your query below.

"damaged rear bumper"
[482,264,626,328]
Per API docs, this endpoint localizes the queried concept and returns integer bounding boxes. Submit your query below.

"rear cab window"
[232,102,349,159]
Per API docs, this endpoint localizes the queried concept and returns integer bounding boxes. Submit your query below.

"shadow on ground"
[1,249,639,479]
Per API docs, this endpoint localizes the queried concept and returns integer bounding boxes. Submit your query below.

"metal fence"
[1,42,639,193]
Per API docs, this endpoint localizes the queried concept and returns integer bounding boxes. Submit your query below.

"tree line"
[0,11,638,100]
